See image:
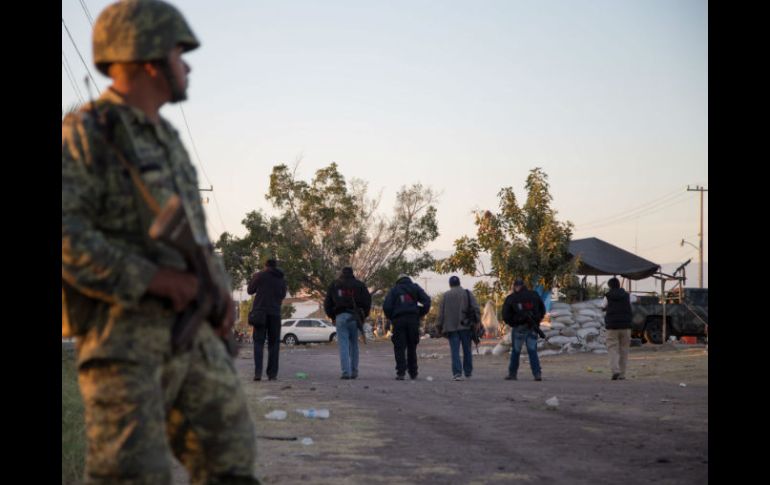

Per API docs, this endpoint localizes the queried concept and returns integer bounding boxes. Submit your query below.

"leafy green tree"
[437,167,575,300]
[281,303,296,320]
[216,162,439,301]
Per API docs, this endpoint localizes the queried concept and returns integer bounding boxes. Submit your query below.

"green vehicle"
[631,288,708,344]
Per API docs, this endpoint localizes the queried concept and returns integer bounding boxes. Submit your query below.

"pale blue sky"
[62,0,708,285]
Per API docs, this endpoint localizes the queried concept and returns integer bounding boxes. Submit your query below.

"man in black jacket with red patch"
[324,267,372,379]
[383,274,431,380]
[502,278,545,381]
[247,258,288,381]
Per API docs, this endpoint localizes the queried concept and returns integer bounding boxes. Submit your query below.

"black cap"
[513,278,525,286]
[449,275,460,287]
[342,267,354,277]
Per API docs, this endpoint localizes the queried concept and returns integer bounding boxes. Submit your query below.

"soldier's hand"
[147,267,199,312]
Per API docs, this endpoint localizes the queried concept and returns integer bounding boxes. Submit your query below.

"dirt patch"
[229,338,707,484]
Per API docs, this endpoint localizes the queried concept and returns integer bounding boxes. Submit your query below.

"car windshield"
[282,321,295,327]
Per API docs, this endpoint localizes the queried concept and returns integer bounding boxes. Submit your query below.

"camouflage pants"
[78,325,259,485]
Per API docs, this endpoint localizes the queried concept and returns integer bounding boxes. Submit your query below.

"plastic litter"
[295,372,308,380]
[264,410,287,420]
[296,408,330,419]
[545,396,559,409]
[301,437,314,445]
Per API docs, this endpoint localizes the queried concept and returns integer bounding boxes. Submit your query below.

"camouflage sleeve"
[209,252,232,293]
[62,113,158,307]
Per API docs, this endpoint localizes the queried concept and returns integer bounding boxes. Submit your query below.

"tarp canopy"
[568,237,660,280]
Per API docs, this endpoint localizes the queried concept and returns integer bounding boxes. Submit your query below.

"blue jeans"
[336,313,359,377]
[448,329,473,377]
[508,326,541,377]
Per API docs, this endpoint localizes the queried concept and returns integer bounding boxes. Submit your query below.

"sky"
[62,0,708,290]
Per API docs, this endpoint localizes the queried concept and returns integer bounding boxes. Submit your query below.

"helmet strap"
[156,59,187,103]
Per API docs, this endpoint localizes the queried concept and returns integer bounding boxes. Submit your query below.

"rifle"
[350,290,367,345]
[89,101,237,357]
[149,195,238,356]
[527,313,547,339]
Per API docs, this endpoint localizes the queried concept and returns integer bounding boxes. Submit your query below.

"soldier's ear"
[143,62,161,79]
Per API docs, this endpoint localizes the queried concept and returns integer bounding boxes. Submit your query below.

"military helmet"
[92,0,200,75]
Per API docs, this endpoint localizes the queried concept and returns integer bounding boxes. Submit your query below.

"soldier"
[62,1,259,483]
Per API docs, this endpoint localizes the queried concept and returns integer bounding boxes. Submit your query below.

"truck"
[631,287,708,344]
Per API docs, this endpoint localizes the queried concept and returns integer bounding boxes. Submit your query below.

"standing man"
[324,267,371,379]
[247,258,288,381]
[383,274,431,380]
[436,276,480,381]
[502,278,546,381]
[61,1,259,483]
[602,277,634,380]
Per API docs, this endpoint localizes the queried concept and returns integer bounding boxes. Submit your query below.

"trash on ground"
[265,410,287,420]
[545,396,559,409]
[296,408,330,419]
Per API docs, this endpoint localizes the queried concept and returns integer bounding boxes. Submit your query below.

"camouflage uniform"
[62,2,259,484]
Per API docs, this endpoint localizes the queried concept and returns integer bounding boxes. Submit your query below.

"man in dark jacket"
[383,274,431,380]
[324,267,372,379]
[247,258,288,381]
[502,278,546,381]
[602,277,634,380]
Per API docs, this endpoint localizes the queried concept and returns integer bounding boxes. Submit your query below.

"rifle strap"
[107,138,161,216]
[93,102,162,216]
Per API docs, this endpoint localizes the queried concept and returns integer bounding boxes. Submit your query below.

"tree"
[436,167,575,300]
[281,303,296,320]
[215,162,440,302]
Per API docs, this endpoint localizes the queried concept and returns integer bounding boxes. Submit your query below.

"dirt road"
[174,338,707,484]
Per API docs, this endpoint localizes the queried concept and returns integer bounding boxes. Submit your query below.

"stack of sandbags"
[568,299,607,354]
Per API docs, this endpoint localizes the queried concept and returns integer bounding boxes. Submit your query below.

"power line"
[574,187,684,228]
[638,234,699,253]
[178,105,229,236]
[576,192,691,231]
[62,17,100,95]
[78,0,94,25]
[62,51,84,104]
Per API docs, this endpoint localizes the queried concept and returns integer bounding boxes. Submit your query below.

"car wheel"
[283,334,298,345]
[330,333,337,342]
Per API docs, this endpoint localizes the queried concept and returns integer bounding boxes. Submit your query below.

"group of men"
[246,259,552,384]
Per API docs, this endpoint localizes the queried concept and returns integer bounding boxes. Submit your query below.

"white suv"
[280,318,337,345]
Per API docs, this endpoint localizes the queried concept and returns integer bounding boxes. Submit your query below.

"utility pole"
[199,185,213,205]
[687,185,708,288]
